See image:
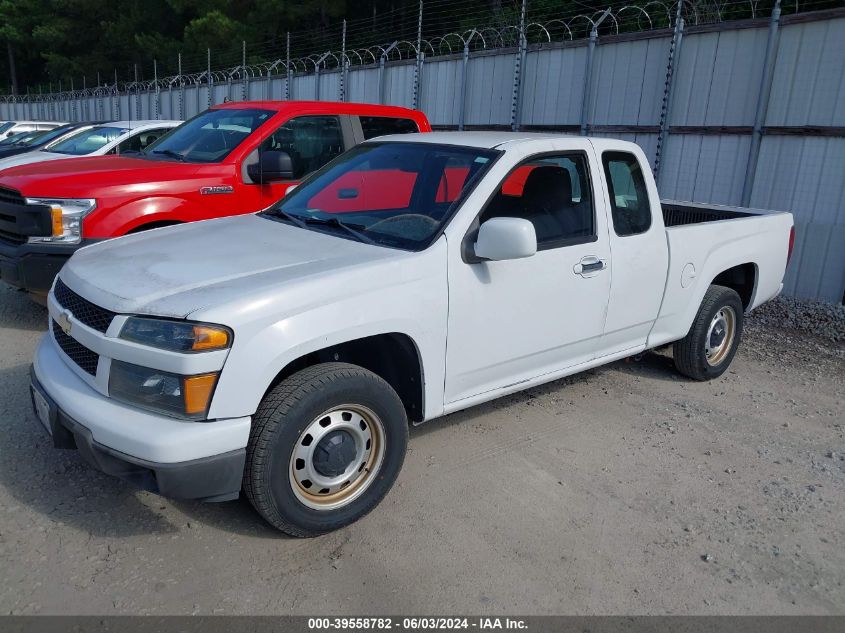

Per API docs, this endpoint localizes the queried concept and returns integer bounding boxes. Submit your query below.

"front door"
[444,152,611,405]
[257,115,349,208]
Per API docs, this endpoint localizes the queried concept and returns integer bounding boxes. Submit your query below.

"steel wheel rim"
[705,306,736,366]
[289,404,385,511]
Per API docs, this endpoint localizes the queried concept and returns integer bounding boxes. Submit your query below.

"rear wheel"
[673,285,744,381]
[243,362,408,537]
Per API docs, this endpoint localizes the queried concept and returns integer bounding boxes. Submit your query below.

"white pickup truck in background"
[30,132,794,536]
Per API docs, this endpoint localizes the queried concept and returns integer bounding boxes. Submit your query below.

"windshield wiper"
[151,149,185,162]
[265,207,308,229]
[303,216,376,245]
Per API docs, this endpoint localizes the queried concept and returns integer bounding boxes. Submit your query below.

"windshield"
[1,130,45,146]
[142,108,274,163]
[264,142,499,251]
[0,122,14,134]
[48,126,127,155]
[22,125,75,147]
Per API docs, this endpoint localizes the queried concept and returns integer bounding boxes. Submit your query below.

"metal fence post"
[413,0,423,110]
[654,3,685,182]
[379,42,398,105]
[207,49,213,107]
[579,28,597,135]
[340,20,347,101]
[113,70,120,120]
[242,41,248,100]
[510,0,527,131]
[741,0,782,206]
[154,60,161,120]
[459,32,476,130]
[579,9,610,136]
[315,52,329,101]
[178,53,184,119]
[286,33,292,100]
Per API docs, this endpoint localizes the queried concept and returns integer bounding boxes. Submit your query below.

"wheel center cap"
[313,430,357,478]
[711,324,726,348]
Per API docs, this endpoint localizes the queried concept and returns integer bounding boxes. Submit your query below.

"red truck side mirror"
[248,150,295,184]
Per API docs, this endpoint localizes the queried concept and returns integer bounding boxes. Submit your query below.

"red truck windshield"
[142,108,274,163]
[265,142,499,251]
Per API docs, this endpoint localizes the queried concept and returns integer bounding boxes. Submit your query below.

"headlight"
[26,198,96,244]
[109,360,218,420]
[119,317,232,352]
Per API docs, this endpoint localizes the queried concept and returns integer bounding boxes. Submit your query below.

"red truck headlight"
[25,198,97,244]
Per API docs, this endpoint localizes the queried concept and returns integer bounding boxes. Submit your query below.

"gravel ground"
[0,284,842,615]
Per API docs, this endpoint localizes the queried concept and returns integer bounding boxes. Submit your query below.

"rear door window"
[359,116,419,140]
[602,151,652,236]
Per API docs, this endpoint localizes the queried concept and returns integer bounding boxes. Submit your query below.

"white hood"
[0,150,72,171]
[61,214,407,319]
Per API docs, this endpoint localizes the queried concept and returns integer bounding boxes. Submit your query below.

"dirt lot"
[0,283,842,615]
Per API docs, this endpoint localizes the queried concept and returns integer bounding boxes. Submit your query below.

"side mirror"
[248,150,295,184]
[473,217,537,261]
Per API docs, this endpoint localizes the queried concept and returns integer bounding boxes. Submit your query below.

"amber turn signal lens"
[191,326,230,351]
[183,373,219,416]
[50,206,64,237]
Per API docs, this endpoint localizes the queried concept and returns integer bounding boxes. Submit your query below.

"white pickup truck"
[30,132,794,536]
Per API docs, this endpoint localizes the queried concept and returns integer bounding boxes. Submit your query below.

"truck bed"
[647,199,793,350]
[661,200,757,227]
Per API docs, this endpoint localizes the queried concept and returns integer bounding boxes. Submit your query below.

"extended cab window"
[479,153,595,249]
[602,151,651,236]
[359,116,419,140]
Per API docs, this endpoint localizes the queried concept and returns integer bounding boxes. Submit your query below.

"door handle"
[573,256,606,277]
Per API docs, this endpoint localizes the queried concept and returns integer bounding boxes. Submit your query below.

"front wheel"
[243,363,408,537]
[673,285,744,381]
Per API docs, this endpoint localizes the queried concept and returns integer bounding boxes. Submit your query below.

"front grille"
[0,228,26,245]
[54,279,116,334]
[52,320,99,376]
[0,187,25,206]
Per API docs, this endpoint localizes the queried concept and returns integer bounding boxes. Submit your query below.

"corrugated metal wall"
[1,12,843,302]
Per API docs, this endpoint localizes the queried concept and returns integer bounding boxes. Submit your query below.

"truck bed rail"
[661,201,753,227]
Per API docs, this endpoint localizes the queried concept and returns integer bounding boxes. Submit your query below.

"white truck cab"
[30,132,794,536]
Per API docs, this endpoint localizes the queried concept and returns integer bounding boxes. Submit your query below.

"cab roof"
[210,100,428,120]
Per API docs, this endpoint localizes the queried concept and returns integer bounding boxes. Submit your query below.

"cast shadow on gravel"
[411,351,683,439]
[0,363,187,537]
[0,348,683,539]
[0,286,48,332]
[0,360,297,539]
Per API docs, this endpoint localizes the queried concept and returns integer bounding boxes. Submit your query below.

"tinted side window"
[480,153,595,249]
[602,151,651,236]
[114,128,171,154]
[359,116,419,140]
[262,115,344,179]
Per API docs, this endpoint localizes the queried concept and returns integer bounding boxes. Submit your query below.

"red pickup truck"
[0,101,431,298]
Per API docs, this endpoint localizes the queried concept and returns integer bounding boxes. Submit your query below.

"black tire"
[243,362,408,537]
[673,284,744,381]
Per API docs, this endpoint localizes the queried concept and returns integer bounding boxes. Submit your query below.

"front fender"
[203,240,450,422]
[87,197,197,236]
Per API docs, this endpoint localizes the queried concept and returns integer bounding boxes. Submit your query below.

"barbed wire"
[1,0,838,103]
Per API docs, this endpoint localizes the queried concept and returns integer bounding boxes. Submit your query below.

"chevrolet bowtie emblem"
[57,310,73,336]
